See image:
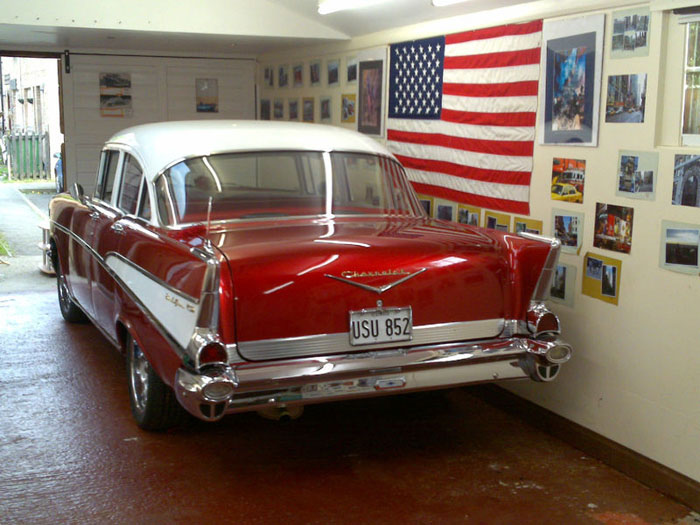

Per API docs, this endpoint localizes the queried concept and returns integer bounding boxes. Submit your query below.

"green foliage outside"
[0,232,10,256]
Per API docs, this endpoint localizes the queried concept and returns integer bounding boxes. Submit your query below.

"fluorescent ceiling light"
[432,0,474,6]
[318,0,387,15]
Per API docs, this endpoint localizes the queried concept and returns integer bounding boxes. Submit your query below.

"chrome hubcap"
[129,339,149,414]
[58,273,71,311]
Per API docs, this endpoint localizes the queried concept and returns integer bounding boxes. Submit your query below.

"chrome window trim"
[237,318,505,361]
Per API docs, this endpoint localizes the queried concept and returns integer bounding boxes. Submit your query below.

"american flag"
[387,20,542,215]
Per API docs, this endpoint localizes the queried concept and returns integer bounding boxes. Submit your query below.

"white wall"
[258,2,700,482]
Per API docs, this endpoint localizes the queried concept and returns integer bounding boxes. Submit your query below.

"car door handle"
[89,212,100,221]
[111,223,126,235]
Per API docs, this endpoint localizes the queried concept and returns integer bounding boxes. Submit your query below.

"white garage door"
[61,54,255,193]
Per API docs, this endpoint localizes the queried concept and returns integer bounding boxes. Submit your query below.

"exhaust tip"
[546,343,572,364]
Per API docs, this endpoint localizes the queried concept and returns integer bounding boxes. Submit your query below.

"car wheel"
[56,259,88,323]
[126,334,188,430]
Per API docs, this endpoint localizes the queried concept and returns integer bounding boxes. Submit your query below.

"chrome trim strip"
[325,268,426,294]
[237,318,505,361]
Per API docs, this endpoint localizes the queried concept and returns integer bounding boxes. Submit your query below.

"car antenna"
[204,196,214,252]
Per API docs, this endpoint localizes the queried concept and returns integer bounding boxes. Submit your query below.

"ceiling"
[0,0,542,57]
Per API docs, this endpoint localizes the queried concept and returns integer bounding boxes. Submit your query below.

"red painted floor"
[0,290,693,524]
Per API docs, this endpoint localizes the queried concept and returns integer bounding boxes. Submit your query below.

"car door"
[67,149,121,320]
[90,152,145,342]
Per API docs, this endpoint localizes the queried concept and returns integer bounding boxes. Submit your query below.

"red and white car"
[49,121,571,430]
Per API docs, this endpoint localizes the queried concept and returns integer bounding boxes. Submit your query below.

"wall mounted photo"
[277,65,289,88]
[302,97,314,122]
[309,61,321,87]
[292,64,303,88]
[260,99,270,121]
[437,203,455,221]
[327,59,340,87]
[341,94,356,123]
[611,8,650,58]
[551,209,584,254]
[320,96,331,123]
[550,263,576,308]
[659,221,700,275]
[593,203,634,254]
[289,99,299,121]
[583,252,621,305]
[99,72,132,118]
[539,14,604,146]
[273,99,284,120]
[672,154,700,208]
[346,57,357,84]
[484,211,511,232]
[358,60,384,135]
[615,150,657,200]
[195,78,218,113]
[458,205,482,227]
[514,217,543,235]
[264,66,274,88]
[605,74,647,123]
[417,195,433,216]
[551,157,585,203]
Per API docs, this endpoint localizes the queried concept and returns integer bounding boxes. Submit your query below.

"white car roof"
[105,120,396,180]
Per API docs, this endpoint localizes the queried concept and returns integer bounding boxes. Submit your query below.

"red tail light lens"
[198,342,227,365]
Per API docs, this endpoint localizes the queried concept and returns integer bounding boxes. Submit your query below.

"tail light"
[198,341,228,366]
[527,302,560,336]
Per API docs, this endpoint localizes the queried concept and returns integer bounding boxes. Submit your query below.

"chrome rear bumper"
[174,335,572,422]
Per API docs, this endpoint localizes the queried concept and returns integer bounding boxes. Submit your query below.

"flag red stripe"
[442,80,539,98]
[441,108,536,127]
[411,181,530,215]
[445,48,541,70]
[396,154,531,185]
[445,20,543,45]
[389,129,533,157]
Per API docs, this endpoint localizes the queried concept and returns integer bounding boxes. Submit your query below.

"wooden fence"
[3,132,51,179]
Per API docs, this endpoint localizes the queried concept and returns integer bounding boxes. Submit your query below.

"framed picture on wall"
[672,154,700,208]
[263,66,274,88]
[346,57,358,84]
[358,60,383,135]
[292,64,303,88]
[605,74,647,123]
[260,99,271,121]
[273,99,284,120]
[611,8,650,59]
[327,59,340,87]
[303,97,314,122]
[310,61,321,87]
[195,78,218,113]
[341,93,356,123]
[278,65,289,88]
[320,96,331,122]
[659,221,700,275]
[539,14,604,146]
[615,150,657,200]
[551,208,584,255]
[289,99,299,121]
[593,203,634,254]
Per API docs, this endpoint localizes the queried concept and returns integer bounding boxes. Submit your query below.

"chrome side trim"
[237,318,505,361]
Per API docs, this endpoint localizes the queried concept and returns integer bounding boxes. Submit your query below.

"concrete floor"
[0,288,695,524]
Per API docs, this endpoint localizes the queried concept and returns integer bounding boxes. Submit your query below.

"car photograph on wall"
[49,120,572,430]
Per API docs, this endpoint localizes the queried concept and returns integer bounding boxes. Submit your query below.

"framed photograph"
[582,252,622,305]
[358,60,384,136]
[616,150,657,200]
[611,8,650,59]
[417,194,434,216]
[513,217,543,235]
[260,99,271,121]
[605,74,647,123]
[672,154,700,208]
[320,96,331,123]
[278,65,289,88]
[550,263,577,307]
[551,157,585,203]
[458,205,481,227]
[309,61,321,87]
[273,99,284,120]
[539,14,604,146]
[341,94,356,124]
[99,72,132,118]
[327,59,340,87]
[436,201,455,221]
[484,211,510,232]
[263,66,274,88]
[303,97,314,122]
[195,78,218,113]
[593,203,634,254]
[551,209,584,255]
[346,57,358,84]
[289,99,299,121]
[660,221,700,275]
[292,64,303,88]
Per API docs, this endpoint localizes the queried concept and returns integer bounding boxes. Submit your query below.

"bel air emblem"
[325,268,426,294]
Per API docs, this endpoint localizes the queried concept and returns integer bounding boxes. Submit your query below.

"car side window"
[118,154,143,215]
[96,149,120,202]
[137,178,151,220]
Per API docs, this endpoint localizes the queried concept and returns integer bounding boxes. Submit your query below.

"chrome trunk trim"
[237,318,505,361]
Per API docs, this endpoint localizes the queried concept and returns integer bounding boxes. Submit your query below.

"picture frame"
[195,78,218,113]
[358,60,384,136]
[303,97,314,122]
[309,61,321,87]
[273,98,284,120]
[539,14,604,146]
[320,96,331,123]
[550,263,577,308]
[346,57,358,84]
[582,252,622,305]
[513,217,543,235]
[605,74,647,123]
[615,150,657,200]
[277,65,289,88]
[551,157,585,203]
[484,211,511,232]
[289,99,299,121]
[659,221,700,275]
[260,99,271,121]
[458,205,481,227]
[551,209,584,255]
[593,203,634,254]
[611,8,650,59]
[327,59,340,87]
[341,94,356,124]
[672,154,700,208]
[263,66,274,88]
[292,64,304,88]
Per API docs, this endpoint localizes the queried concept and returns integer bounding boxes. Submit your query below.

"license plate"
[349,306,412,346]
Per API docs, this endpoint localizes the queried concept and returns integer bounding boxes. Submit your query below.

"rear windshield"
[156,151,423,225]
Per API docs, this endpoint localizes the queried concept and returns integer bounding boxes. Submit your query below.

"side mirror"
[71,182,86,203]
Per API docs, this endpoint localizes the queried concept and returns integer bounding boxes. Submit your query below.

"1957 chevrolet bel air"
[49,120,571,430]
